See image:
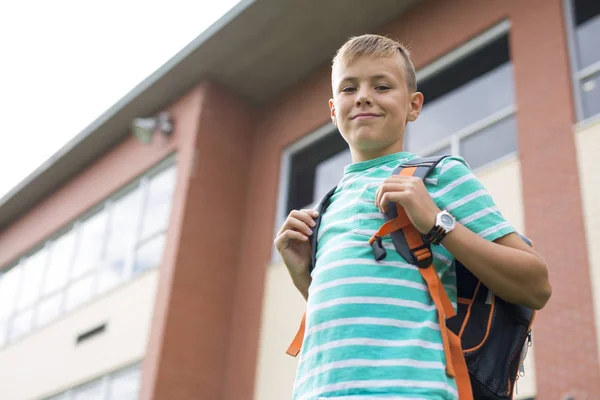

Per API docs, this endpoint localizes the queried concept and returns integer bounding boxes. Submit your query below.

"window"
[273,125,351,261]
[71,208,108,281]
[42,229,75,296]
[566,0,600,120]
[16,247,48,312]
[44,363,141,400]
[285,129,351,213]
[36,228,76,327]
[11,247,48,340]
[99,184,143,293]
[0,156,176,348]
[0,264,21,346]
[140,166,177,239]
[72,380,105,400]
[133,166,176,275]
[405,24,517,170]
[106,364,141,400]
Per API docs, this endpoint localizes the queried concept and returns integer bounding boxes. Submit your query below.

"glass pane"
[575,12,600,68]
[0,321,7,347]
[9,308,33,341]
[133,235,166,275]
[0,266,22,320]
[459,115,518,170]
[287,132,348,213]
[424,145,452,158]
[36,292,63,327]
[16,249,48,311]
[73,379,105,400]
[313,149,352,205]
[108,365,141,400]
[406,63,515,152]
[43,230,76,295]
[581,71,600,119]
[100,187,143,292]
[140,166,177,240]
[65,275,95,312]
[45,393,67,400]
[72,209,108,280]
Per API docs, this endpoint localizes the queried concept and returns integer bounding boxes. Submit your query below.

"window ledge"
[575,113,600,133]
[471,152,519,175]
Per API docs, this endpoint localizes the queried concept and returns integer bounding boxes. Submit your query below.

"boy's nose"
[355,93,373,107]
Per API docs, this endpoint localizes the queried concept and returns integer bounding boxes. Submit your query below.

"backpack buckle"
[411,244,432,268]
[370,236,387,261]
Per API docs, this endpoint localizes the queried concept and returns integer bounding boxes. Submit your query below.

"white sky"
[0,0,241,199]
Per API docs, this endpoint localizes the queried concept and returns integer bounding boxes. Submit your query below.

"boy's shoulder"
[417,155,472,188]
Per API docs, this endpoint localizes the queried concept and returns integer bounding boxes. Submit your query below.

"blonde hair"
[332,34,417,91]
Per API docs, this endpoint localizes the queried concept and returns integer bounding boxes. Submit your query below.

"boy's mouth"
[352,113,381,120]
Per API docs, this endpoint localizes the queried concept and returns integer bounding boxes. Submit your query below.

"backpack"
[286,155,535,400]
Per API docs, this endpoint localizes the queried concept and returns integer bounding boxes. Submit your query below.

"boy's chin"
[349,130,398,149]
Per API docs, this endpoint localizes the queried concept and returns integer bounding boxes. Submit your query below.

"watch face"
[440,213,454,227]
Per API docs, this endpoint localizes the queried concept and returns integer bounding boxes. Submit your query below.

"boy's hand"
[274,209,319,281]
[375,176,441,234]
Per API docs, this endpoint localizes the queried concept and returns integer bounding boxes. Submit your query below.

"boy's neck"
[351,143,407,163]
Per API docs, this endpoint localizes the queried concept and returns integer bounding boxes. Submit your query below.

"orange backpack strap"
[449,327,473,399]
[369,163,474,400]
[370,203,473,399]
[286,312,306,357]
[286,186,337,358]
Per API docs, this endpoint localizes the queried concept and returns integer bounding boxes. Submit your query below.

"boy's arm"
[376,158,551,310]
[437,223,551,310]
[292,273,312,301]
[274,209,319,302]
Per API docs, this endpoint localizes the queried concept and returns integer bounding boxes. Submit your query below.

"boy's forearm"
[441,223,551,310]
[291,272,312,301]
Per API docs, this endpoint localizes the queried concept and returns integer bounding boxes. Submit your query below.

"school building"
[0,0,599,399]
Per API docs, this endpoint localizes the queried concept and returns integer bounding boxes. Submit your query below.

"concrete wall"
[576,120,600,367]
[253,262,305,400]
[477,157,536,400]
[0,270,158,400]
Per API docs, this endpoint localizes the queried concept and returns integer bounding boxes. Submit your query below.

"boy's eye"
[376,85,391,91]
[341,86,356,93]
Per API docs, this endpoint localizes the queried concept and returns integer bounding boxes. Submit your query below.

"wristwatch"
[426,210,456,245]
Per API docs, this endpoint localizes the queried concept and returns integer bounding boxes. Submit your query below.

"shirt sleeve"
[425,156,516,242]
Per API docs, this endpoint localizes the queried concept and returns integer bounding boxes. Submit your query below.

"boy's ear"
[329,98,337,126]
[407,91,424,122]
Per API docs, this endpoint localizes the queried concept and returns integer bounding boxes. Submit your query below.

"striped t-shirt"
[292,152,515,400]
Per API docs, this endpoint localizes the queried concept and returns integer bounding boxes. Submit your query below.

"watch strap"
[426,223,448,245]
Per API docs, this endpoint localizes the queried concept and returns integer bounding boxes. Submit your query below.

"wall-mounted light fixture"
[131,111,174,144]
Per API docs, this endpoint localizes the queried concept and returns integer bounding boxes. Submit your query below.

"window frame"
[272,123,339,262]
[0,154,177,349]
[564,0,600,125]
[7,243,49,342]
[416,104,517,161]
[43,362,141,400]
[410,20,518,171]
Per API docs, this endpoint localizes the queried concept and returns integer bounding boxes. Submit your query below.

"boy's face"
[329,54,423,162]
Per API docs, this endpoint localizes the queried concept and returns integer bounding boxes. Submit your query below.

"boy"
[274,34,551,400]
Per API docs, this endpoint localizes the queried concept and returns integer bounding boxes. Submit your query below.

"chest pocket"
[352,184,386,238]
